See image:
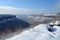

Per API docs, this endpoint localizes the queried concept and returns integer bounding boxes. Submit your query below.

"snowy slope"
[6,24,60,40]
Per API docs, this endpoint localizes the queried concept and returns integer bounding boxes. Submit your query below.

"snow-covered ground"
[6,23,60,40]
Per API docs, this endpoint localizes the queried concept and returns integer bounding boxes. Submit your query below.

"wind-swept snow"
[55,21,60,25]
[6,24,60,40]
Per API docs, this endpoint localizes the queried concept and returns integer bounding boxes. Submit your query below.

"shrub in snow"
[49,23,54,27]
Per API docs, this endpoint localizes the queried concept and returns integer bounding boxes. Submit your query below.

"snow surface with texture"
[6,24,60,40]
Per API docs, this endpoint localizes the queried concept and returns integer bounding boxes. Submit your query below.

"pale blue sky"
[0,0,57,8]
[0,0,60,14]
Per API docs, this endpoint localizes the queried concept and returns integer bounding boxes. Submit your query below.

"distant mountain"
[0,14,30,31]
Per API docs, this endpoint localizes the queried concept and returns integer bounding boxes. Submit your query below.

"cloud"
[0,6,29,14]
[0,6,49,15]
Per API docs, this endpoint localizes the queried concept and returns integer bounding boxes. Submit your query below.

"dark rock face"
[0,14,30,31]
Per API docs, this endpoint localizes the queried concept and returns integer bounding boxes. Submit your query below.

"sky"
[0,0,60,15]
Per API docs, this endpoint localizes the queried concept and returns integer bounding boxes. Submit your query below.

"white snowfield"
[6,24,60,40]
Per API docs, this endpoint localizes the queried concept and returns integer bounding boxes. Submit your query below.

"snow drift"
[6,24,60,40]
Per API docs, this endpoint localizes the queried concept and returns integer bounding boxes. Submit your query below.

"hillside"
[1,13,60,40]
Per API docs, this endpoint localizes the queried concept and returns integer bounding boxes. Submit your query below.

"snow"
[53,26,60,37]
[49,22,54,25]
[55,21,60,25]
[6,24,60,40]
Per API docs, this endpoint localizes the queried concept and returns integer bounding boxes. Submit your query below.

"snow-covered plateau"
[6,21,60,40]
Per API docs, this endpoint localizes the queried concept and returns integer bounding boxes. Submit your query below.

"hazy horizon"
[0,0,60,15]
